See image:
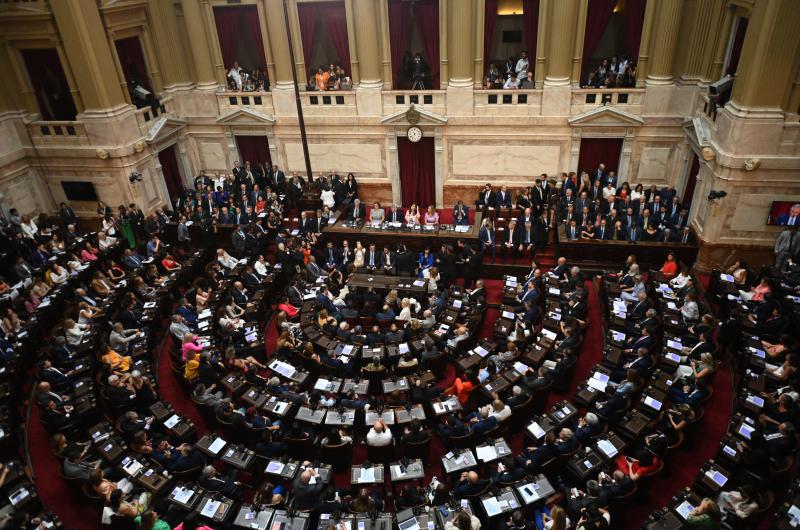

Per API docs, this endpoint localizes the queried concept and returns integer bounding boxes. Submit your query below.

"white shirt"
[99,236,117,250]
[254,261,269,276]
[321,189,335,208]
[218,253,238,269]
[228,67,243,87]
[366,427,393,447]
[602,187,617,199]
[503,77,519,89]
[515,57,529,76]
[21,220,38,239]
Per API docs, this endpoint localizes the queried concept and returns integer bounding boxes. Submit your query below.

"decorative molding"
[215,107,276,125]
[380,105,448,126]
[567,106,645,127]
[144,116,187,144]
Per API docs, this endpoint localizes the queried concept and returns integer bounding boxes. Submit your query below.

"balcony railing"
[217,90,274,116]
[134,100,170,136]
[570,88,645,114]
[382,90,446,115]
[303,90,357,115]
[474,89,542,115]
[27,120,90,147]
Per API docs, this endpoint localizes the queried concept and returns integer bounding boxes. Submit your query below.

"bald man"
[366,419,393,447]
[454,470,489,498]
[292,467,324,510]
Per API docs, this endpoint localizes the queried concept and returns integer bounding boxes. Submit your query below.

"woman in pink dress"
[424,205,439,225]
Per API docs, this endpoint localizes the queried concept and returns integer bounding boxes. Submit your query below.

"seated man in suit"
[491,456,526,485]
[453,200,470,226]
[495,186,512,208]
[597,470,635,499]
[629,290,652,320]
[502,219,522,257]
[349,199,366,222]
[515,432,559,474]
[454,470,490,498]
[364,243,382,272]
[386,204,404,224]
[574,412,605,445]
[306,255,327,283]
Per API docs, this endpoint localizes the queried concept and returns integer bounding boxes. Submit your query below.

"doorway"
[683,152,700,206]
[235,136,272,171]
[398,137,435,208]
[577,137,623,176]
[158,145,184,203]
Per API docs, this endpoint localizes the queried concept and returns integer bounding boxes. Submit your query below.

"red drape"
[236,136,271,168]
[726,17,748,76]
[523,0,539,73]
[158,145,184,200]
[388,0,411,88]
[623,0,647,62]
[576,138,622,176]
[321,2,351,73]
[297,3,318,76]
[242,5,268,70]
[483,0,497,70]
[414,0,440,88]
[20,48,77,121]
[398,137,435,209]
[213,6,240,69]
[114,36,151,91]
[581,0,617,77]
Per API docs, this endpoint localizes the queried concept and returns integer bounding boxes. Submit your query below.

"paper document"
[208,437,226,454]
[359,467,375,482]
[483,497,503,517]
[597,439,618,458]
[518,484,540,502]
[172,487,194,504]
[201,499,221,518]
[475,445,497,461]
[164,415,180,429]
[266,461,285,474]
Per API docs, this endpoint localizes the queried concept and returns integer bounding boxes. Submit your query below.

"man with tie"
[774,226,800,271]
[503,219,521,257]
[627,224,640,243]
[306,255,326,282]
[479,219,495,260]
[592,163,606,186]
[477,184,495,209]
[322,241,341,270]
[382,247,395,275]
[122,248,143,269]
[453,201,469,226]
[267,164,286,192]
[387,204,404,224]
[349,199,366,221]
[566,219,579,240]
[521,221,535,256]
[596,219,610,240]
[678,227,692,245]
[630,291,652,319]
[495,186,512,208]
[365,243,381,272]
[777,203,800,226]
[672,208,689,231]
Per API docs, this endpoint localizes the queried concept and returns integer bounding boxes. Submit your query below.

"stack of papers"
[483,497,503,517]
[208,437,227,455]
[359,467,375,482]
[201,499,222,518]
[597,439,618,458]
[164,415,181,429]
[172,487,194,504]
[476,445,497,461]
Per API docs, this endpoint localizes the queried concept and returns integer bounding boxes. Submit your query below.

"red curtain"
[580,0,617,77]
[321,2,351,73]
[576,138,622,176]
[623,0,647,62]
[242,5,268,70]
[398,137,435,209]
[297,3,318,76]
[483,0,497,70]
[158,145,184,200]
[414,0,440,88]
[213,6,240,69]
[20,48,77,121]
[523,0,539,73]
[726,17,748,76]
[114,36,151,91]
[236,136,271,168]
[388,0,411,88]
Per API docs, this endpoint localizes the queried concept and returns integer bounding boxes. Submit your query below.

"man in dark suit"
[58,202,77,228]
[672,208,689,231]
[476,184,495,209]
[321,241,341,270]
[479,221,495,259]
[777,204,800,226]
[349,199,366,221]
[267,165,286,192]
[495,186,512,208]
[231,281,249,305]
[306,256,325,283]
[199,465,240,498]
[502,219,521,257]
[630,291,652,319]
[627,224,641,242]
[454,471,490,498]
[364,243,382,272]
[566,219,579,240]
[234,206,250,225]
[591,163,606,185]
[232,226,247,255]
[386,204,404,224]
[453,201,469,225]
[595,219,611,240]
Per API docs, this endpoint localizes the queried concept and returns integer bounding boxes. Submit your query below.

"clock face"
[407,126,423,143]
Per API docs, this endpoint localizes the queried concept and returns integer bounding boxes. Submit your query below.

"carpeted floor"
[25,277,734,529]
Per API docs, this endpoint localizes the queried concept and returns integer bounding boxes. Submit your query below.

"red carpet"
[24,277,736,528]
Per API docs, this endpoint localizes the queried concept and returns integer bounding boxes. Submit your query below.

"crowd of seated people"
[226,60,269,92]
[581,55,637,88]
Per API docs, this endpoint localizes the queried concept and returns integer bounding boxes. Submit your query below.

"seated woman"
[81,241,99,262]
[766,353,798,383]
[78,301,102,325]
[395,485,426,510]
[161,254,181,272]
[349,488,383,513]
[1,308,22,336]
[717,484,759,522]
[100,344,132,372]
[90,467,133,502]
[369,202,384,224]
[405,204,421,225]
[424,205,439,226]
[321,427,353,446]
[181,333,203,362]
[727,260,748,286]
[223,345,266,374]
[225,296,245,319]
[277,296,299,319]
[97,231,117,251]
[662,403,695,444]
[217,306,243,334]
[761,333,793,360]
[105,260,126,283]
[184,351,200,382]
[253,482,286,508]
[614,448,660,480]
[580,223,595,240]
[660,252,679,280]
[739,277,771,302]
[418,248,435,276]
[64,318,89,346]
[91,271,113,296]
[675,351,716,381]
[685,498,721,529]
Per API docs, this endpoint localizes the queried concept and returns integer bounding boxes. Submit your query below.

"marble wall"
[450,143,562,178]
[283,141,386,176]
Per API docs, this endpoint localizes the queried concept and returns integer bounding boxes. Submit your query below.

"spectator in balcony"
[520,71,535,89]
[485,63,502,87]
[314,66,330,91]
[228,61,244,91]
[515,51,529,80]
[503,72,520,89]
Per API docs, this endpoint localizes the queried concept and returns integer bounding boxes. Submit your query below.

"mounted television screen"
[767,201,800,226]
[61,181,99,202]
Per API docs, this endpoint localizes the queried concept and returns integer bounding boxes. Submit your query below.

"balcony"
[303,90,357,116]
[134,98,172,137]
[382,90,446,116]
[27,121,90,148]
[570,88,645,115]
[216,91,274,117]
[474,89,542,116]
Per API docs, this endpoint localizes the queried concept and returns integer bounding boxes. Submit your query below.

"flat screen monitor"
[767,201,800,226]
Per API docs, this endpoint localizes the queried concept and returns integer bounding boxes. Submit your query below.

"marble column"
[49,0,129,111]
[264,0,296,116]
[645,0,684,85]
[730,0,800,110]
[543,0,579,87]
[353,0,384,115]
[343,0,360,85]
[534,0,549,88]
[474,0,485,88]
[146,0,191,88]
[180,0,217,89]
[679,0,726,84]
[634,0,657,86]
[446,0,475,116]
[0,41,24,112]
